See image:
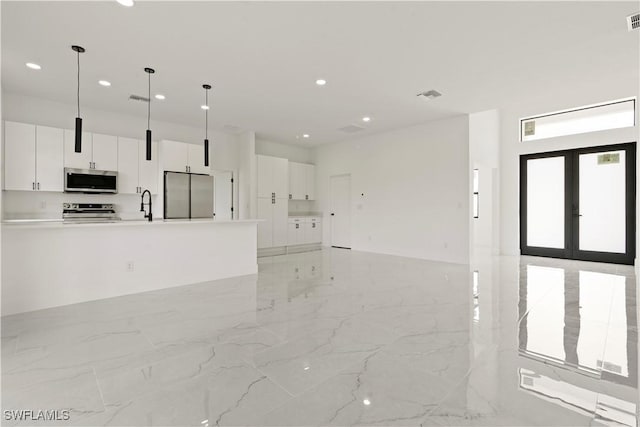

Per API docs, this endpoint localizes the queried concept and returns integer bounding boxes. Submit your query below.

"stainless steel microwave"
[64,168,118,193]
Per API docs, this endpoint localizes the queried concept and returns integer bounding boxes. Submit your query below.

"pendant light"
[144,67,155,161]
[203,84,211,167]
[71,45,85,153]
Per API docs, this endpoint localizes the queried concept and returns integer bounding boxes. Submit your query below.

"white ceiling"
[2,1,638,146]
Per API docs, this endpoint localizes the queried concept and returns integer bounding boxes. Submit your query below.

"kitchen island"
[2,219,261,315]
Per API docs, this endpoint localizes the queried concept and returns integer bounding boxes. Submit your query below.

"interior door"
[330,174,351,249]
[213,170,233,220]
[520,143,635,264]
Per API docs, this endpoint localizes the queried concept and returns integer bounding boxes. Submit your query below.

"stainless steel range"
[62,203,120,223]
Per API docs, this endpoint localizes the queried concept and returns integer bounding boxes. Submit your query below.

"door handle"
[32,182,35,190]
[37,182,40,190]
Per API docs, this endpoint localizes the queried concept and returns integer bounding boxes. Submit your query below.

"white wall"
[1,92,241,219]
[469,110,500,257]
[499,87,640,256]
[314,115,470,264]
[255,138,314,163]
[237,131,256,219]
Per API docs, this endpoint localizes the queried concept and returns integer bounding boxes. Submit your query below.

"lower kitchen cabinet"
[287,217,322,246]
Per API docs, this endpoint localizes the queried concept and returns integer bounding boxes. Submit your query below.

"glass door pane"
[527,156,565,248]
[578,150,626,253]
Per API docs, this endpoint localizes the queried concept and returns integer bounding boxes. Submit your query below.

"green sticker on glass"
[598,153,620,165]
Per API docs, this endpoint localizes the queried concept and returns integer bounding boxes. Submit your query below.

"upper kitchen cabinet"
[63,130,117,171]
[304,163,316,200]
[288,161,315,200]
[118,137,158,195]
[3,121,63,192]
[36,126,65,191]
[160,140,209,174]
[257,154,288,199]
[91,133,118,171]
[160,140,189,173]
[63,129,92,169]
[117,137,139,194]
[187,143,210,175]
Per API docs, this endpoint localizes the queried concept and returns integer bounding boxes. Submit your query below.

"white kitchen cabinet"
[272,198,288,247]
[117,137,140,194]
[288,162,315,200]
[4,121,36,191]
[118,137,158,195]
[287,217,322,246]
[304,163,316,200]
[64,129,93,169]
[188,143,210,175]
[36,126,64,192]
[160,140,189,173]
[4,122,64,192]
[257,155,288,199]
[64,130,117,171]
[257,197,274,248]
[138,141,158,194]
[160,140,209,175]
[91,133,118,171]
[288,221,302,245]
[257,197,288,249]
[288,162,305,200]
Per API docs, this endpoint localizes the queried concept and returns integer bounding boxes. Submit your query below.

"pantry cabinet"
[256,154,289,248]
[288,161,315,200]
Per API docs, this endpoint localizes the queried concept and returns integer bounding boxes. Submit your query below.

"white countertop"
[2,218,262,229]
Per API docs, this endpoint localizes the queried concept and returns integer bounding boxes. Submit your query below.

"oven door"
[64,168,118,193]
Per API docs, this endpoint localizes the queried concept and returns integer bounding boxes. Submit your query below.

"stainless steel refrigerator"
[164,172,214,219]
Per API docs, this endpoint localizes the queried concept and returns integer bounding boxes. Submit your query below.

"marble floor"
[1,248,638,426]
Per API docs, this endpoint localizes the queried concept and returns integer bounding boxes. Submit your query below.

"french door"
[520,143,636,265]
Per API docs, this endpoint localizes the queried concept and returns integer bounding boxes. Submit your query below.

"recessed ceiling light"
[201,105,210,110]
[362,117,371,122]
[26,62,41,70]
[116,0,134,6]
[155,94,165,100]
[98,80,111,87]
[302,134,310,138]
[315,79,327,86]
[363,399,371,406]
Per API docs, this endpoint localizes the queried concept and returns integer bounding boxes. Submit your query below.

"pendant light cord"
[76,51,80,117]
[205,89,209,139]
[147,72,151,130]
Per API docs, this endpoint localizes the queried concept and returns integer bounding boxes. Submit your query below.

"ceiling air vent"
[417,90,442,100]
[628,12,640,31]
[129,94,150,102]
[339,125,365,133]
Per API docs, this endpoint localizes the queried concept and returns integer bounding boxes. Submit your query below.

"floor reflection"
[515,258,638,426]
[518,262,637,386]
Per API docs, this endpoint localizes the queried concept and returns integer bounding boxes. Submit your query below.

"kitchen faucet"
[140,189,153,222]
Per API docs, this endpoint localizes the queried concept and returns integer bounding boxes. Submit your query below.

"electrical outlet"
[126,261,134,272]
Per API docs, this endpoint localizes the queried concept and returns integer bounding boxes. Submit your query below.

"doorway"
[329,174,351,249]
[520,143,636,264]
